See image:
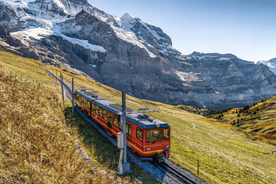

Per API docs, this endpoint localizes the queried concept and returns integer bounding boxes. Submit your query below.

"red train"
[74,89,170,162]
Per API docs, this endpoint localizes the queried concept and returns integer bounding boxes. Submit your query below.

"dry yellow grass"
[2,49,276,183]
[0,66,140,183]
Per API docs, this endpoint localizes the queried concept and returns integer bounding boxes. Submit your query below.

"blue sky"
[4,0,276,62]
[90,0,276,62]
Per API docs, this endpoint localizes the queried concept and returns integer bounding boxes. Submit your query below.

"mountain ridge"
[0,0,276,110]
[257,58,276,75]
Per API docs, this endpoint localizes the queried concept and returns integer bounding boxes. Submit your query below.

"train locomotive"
[74,89,170,162]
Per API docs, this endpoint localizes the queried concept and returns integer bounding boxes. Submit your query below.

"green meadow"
[1,50,276,183]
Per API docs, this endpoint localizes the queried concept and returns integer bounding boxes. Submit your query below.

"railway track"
[152,160,198,184]
[45,69,203,184]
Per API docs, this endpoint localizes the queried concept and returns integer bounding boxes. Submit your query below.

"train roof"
[75,90,169,129]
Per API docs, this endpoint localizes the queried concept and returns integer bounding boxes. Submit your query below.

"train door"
[107,112,112,136]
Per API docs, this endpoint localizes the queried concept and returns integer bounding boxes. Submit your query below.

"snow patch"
[111,25,156,58]
[14,0,28,7]
[218,57,231,61]
[146,28,161,40]
[56,32,107,52]
[11,27,53,45]
[11,27,107,53]
[89,64,97,68]
[20,16,54,29]
[53,0,69,14]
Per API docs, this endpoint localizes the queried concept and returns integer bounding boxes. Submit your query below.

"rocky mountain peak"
[64,0,88,5]
[121,13,135,22]
[257,58,276,75]
[30,0,69,16]
[0,0,276,110]
[14,0,26,4]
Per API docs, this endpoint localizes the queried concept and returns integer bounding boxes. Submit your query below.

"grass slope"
[46,63,276,183]
[0,67,97,183]
[0,50,157,183]
[44,57,276,183]
[208,97,276,144]
[1,50,276,183]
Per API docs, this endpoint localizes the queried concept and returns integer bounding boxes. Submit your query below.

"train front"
[144,126,171,161]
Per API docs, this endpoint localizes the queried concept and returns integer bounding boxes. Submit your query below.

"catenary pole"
[122,91,127,164]
[72,78,74,116]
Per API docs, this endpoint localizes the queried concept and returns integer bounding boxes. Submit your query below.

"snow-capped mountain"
[257,58,276,75]
[0,0,276,110]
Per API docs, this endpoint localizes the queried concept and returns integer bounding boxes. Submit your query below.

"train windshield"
[146,129,162,143]
[163,128,170,140]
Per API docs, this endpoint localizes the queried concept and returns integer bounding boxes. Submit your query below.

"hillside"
[0,50,156,183]
[45,54,276,183]
[206,96,276,144]
[1,50,276,183]
[1,0,276,110]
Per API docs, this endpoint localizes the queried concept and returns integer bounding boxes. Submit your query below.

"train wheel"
[153,155,164,163]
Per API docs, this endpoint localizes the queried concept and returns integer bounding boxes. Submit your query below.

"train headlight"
[166,145,170,148]
[147,148,151,151]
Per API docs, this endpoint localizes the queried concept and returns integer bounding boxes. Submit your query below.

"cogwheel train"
[74,89,170,162]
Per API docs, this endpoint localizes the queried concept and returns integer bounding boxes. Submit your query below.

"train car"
[74,89,170,162]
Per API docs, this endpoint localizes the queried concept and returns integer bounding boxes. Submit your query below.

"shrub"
[261,97,265,103]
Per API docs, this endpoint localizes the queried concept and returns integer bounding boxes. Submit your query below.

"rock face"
[0,0,276,110]
[257,59,276,75]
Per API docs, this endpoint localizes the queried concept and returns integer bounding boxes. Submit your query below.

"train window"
[103,109,107,120]
[108,113,112,124]
[79,96,82,104]
[113,114,120,128]
[81,96,84,105]
[83,98,85,107]
[75,93,79,101]
[146,129,162,143]
[163,128,170,140]
[136,128,143,142]
[98,107,102,117]
[95,105,98,115]
[126,124,129,134]
[86,99,90,109]
[126,124,132,136]
[91,103,94,112]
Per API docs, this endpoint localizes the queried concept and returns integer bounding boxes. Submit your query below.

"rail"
[153,160,199,184]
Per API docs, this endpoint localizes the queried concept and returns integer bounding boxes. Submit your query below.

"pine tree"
[261,97,265,103]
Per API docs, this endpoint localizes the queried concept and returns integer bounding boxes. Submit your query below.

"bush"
[261,97,265,103]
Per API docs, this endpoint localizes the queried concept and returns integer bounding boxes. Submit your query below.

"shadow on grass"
[64,106,158,182]
[65,106,120,169]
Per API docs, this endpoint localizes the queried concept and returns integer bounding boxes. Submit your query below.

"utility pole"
[117,91,130,175]
[61,74,65,105]
[197,159,200,175]
[72,78,74,116]
[122,91,127,164]
[122,91,130,173]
